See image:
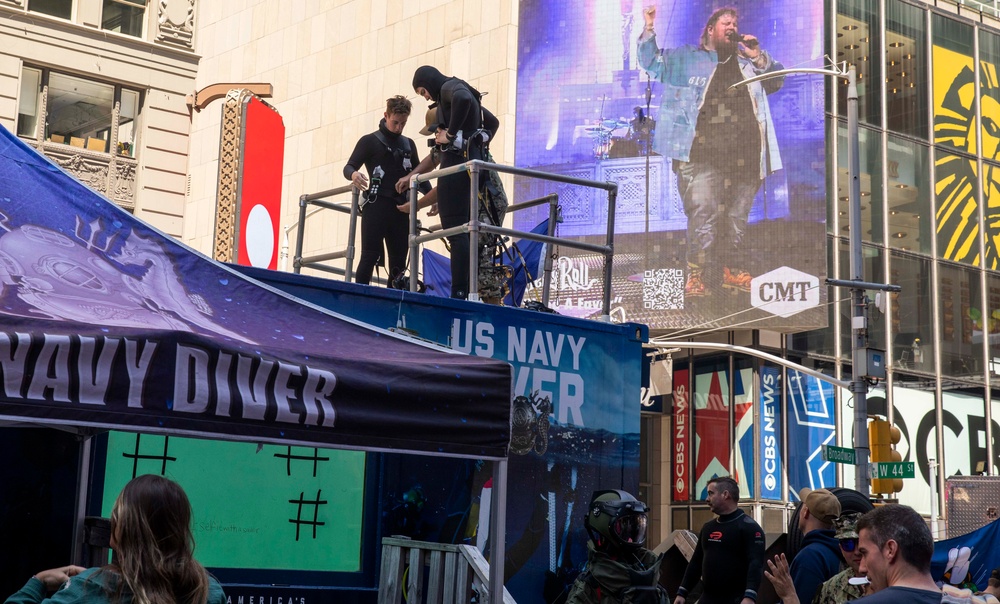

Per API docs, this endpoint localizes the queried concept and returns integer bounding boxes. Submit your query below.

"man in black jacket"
[344,95,429,286]
[677,476,766,604]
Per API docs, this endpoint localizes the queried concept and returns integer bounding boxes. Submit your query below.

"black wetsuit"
[343,119,427,285]
[413,66,494,299]
[678,510,766,604]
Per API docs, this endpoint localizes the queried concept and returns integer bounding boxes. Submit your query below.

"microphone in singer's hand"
[727,31,760,48]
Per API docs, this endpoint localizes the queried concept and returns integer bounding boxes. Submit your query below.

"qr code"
[643,269,685,309]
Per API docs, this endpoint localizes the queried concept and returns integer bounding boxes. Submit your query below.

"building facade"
[7,0,1000,552]
[644,0,1000,544]
[0,0,199,236]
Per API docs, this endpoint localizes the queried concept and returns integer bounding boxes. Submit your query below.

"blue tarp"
[0,125,513,459]
[423,219,549,307]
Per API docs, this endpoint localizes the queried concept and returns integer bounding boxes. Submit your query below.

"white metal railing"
[407,159,619,317]
[378,537,516,604]
[294,159,622,318]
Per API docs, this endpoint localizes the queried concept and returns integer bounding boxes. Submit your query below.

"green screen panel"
[100,431,366,571]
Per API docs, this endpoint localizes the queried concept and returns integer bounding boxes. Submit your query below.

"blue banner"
[759,364,783,500]
[241,266,649,602]
[932,519,1000,592]
[786,369,837,496]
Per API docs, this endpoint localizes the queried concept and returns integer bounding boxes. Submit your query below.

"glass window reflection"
[938,262,983,380]
[836,0,880,126]
[886,0,928,139]
[889,252,934,373]
[887,135,931,254]
[837,124,883,243]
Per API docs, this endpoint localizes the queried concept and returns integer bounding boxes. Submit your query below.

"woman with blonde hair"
[5,474,224,604]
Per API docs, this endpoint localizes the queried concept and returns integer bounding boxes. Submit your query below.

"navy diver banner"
[238,265,648,604]
[513,0,827,331]
[0,125,513,459]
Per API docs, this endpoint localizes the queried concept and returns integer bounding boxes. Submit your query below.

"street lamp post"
[732,63,899,495]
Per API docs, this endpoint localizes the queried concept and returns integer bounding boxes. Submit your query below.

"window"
[17,66,142,158]
[48,72,114,153]
[27,0,71,19]
[889,251,934,373]
[836,0,881,126]
[102,0,145,38]
[887,134,931,255]
[17,68,41,139]
[885,0,929,139]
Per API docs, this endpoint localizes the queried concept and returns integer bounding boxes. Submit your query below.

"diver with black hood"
[412,65,493,300]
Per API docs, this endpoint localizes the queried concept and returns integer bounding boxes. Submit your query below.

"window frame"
[16,64,143,159]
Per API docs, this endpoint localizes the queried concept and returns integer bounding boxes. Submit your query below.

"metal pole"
[543,196,558,307]
[488,459,508,604]
[847,65,870,494]
[345,188,360,283]
[929,457,939,538]
[409,180,420,292]
[468,164,481,303]
[602,185,618,320]
[294,195,308,274]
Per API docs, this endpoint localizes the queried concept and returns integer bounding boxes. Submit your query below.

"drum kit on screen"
[582,112,654,160]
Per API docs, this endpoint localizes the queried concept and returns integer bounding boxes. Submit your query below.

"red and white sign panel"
[236,96,284,270]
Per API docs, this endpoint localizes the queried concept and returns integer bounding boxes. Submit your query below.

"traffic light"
[869,418,903,495]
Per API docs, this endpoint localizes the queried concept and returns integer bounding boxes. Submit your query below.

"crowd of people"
[565,480,1000,604]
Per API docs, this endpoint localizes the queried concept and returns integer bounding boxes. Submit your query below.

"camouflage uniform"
[813,567,866,604]
[812,512,866,604]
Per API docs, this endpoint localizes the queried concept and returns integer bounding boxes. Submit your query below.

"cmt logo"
[750,267,820,318]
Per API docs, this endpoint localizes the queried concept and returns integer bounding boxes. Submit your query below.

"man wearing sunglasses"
[814,512,869,604]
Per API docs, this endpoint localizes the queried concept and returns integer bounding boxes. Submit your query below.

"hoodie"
[790,529,845,604]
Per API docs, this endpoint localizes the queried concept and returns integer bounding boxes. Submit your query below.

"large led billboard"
[515,0,827,330]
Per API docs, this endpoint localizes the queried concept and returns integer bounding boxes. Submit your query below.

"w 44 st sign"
[868,461,916,479]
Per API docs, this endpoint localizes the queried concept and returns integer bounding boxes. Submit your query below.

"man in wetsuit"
[676,476,766,604]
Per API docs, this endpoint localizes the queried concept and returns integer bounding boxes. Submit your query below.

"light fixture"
[895,184,908,189]
[861,191,870,197]
[843,24,859,30]
[889,41,905,48]
[846,44,860,50]
[893,232,907,238]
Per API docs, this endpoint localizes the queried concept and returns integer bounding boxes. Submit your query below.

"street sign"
[868,461,915,479]
[822,444,856,465]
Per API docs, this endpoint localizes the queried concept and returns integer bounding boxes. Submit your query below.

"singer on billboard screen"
[513,0,827,331]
